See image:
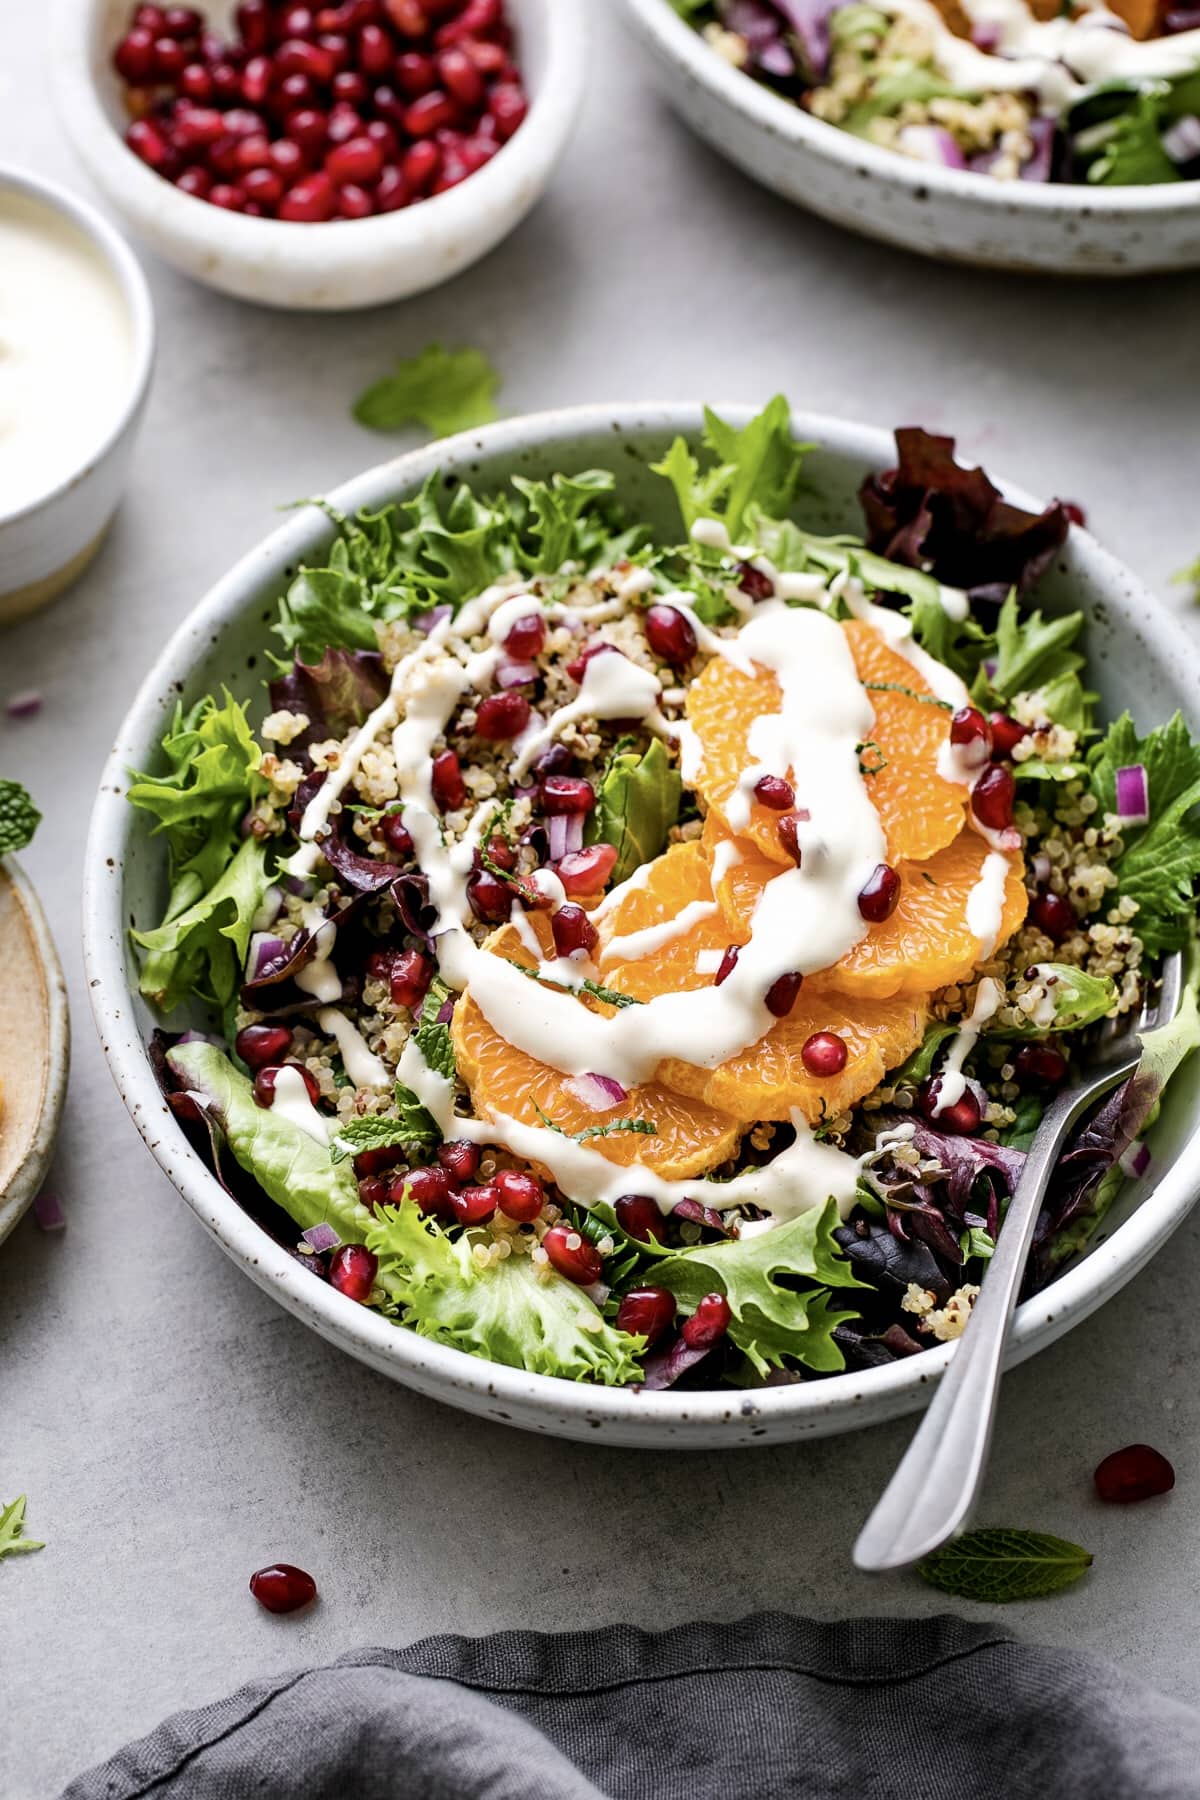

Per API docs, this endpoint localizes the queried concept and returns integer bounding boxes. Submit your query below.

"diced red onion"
[1165,6,1200,29]
[436,997,454,1025]
[5,690,43,719]
[33,1191,65,1232]
[302,1223,341,1253]
[415,604,452,637]
[983,657,998,680]
[563,1072,627,1112]
[971,22,1000,46]
[1162,114,1200,164]
[1020,117,1056,183]
[1119,1141,1152,1179]
[897,125,967,169]
[282,873,316,899]
[495,658,539,689]
[547,813,585,861]
[1115,763,1149,825]
[249,932,287,978]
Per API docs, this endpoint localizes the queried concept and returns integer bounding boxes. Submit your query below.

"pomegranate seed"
[616,1285,675,1346]
[364,117,399,158]
[286,107,328,152]
[330,1242,377,1301]
[466,871,512,924]
[179,59,213,98]
[681,1291,731,1349]
[357,1174,389,1211]
[386,0,429,32]
[376,164,408,210]
[989,711,1026,758]
[461,38,508,73]
[282,4,317,35]
[644,604,697,668]
[327,102,365,144]
[395,50,438,95]
[135,3,167,28]
[114,27,158,82]
[173,104,228,150]
[235,0,271,49]
[1062,500,1087,528]
[1094,1443,1175,1503]
[326,133,385,184]
[765,971,803,1017]
[777,811,806,865]
[734,560,774,601]
[1031,890,1076,942]
[858,862,901,923]
[235,133,274,171]
[715,945,740,986]
[249,1564,316,1614]
[222,106,266,138]
[357,21,393,72]
[382,810,413,857]
[458,133,497,173]
[276,37,337,82]
[153,34,188,76]
[164,4,202,33]
[950,705,992,754]
[126,118,171,167]
[1013,1042,1068,1085]
[566,641,622,684]
[552,902,597,960]
[405,89,459,135]
[489,78,527,139]
[494,1168,544,1222]
[556,844,617,895]
[176,165,212,197]
[614,1194,668,1244]
[241,52,273,103]
[475,692,530,741]
[402,136,441,190]
[437,44,484,106]
[754,774,793,810]
[333,68,369,103]
[277,71,317,109]
[235,1023,293,1069]
[481,833,515,871]
[354,1144,405,1177]
[395,1165,454,1215]
[389,949,433,1010]
[437,1139,480,1185]
[431,748,466,811]
[337,181,376,217]
[800,1032,848,1077]
[918,1077,982,1135]
[255,1062,321,1106]
[210,62,242,101]
[279,171,337,219]
[451,1183,499,1225]
[542,1225,603,1285]
[541,775,594,816]
[971,764,1016,833]
[319,28,352,68]
[503,612,545,659]
[209,182,246,210]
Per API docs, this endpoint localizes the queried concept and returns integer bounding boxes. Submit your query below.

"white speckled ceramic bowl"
[0,860,71,1248]
[622,0,1200,277]
[52,0,586,310]
[84,404,1200,1446]
[0,165,154,622]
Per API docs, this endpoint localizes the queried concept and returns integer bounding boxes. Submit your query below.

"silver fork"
[854,949,1184,1574]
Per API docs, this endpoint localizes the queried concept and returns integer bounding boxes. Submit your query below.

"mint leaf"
[918,1528,1093,1602]
[0,780,40,856]
[366,1201,642,1383]
[652,396,810,541]
[587,737,682,885]
[412,978,456,1082]
[353,342,499,438]
[330,1091,440,1163]
[0,1495,44,1562]
[1089,712,1200,953]
[654,1200,866,1376]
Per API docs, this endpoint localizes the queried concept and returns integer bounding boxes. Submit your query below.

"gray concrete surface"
[4,5,1200,1793]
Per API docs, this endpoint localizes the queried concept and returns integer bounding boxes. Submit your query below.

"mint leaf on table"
[0,780,40,856]
[1088,711,1200,954]
[587,738,682,885]
[353,343,499,438]
[0,1495,44,1562]
[918,1528,1093,1602]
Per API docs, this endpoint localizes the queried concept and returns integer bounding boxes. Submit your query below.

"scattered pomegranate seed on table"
[111,0,529,221]
[249,1563,317,1614]
[1093,1443,1175,1503]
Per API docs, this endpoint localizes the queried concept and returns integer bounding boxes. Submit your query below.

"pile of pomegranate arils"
[112,0,528,221]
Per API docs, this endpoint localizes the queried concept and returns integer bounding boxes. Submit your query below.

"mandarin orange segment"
[685,655,796,867]
[842,618,967,861]
[596,839,745,1000]
[705,815,1027,1002]
[451,915,743,1181]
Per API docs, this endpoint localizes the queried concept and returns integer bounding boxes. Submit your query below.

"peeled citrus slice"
[451,913,743,1180]
[706,815,1027,1001]
[596,839,742,1000]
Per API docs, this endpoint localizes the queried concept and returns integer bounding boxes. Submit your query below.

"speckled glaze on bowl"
[621,0,1200,277]
[52,0,586,310]
[84,405,1200,1446]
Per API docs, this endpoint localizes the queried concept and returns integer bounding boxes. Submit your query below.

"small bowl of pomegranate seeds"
[52,0,585,308]
[87,401,1200,1448]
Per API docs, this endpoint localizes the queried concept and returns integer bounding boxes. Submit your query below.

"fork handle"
[853,1078,1119,1573]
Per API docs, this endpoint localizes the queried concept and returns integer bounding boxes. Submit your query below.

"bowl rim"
[83,400,1200,1438]
[0,162,156,532]
[622,0,1200,215]
[51,0,587,277]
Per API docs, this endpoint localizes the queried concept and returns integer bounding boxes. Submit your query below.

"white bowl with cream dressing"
[51,0,586,311]
[0,167,154,621]
[621,0,1200,277]
[83,404,1200,1448]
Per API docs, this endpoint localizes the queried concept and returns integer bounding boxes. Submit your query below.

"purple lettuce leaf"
[906,1120,1027,1214]
[639,1334,721,1390]
[859,428,1071,598]
[833,1320,924,1369]
[319,813,405,895]
[269,648,388,757]
[239,891,371,1013]
[671,1196,736,1238]
[833,1217,952,1301]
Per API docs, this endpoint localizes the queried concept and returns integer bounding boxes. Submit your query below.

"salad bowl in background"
[84,404,1200,1448]
[51,0,587,310]
[621,0,1200,277]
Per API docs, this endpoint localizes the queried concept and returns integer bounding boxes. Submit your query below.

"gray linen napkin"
[64,1611,1200,1800]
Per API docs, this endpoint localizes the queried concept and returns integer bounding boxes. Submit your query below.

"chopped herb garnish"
[508,959,643,1009]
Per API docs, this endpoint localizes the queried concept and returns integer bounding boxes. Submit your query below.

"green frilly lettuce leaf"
[1089,712,1200,954]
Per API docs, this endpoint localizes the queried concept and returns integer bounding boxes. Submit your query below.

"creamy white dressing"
[932,976,1002,1115]
[315,1006,391,1090]
[599,897,720,966]
[294,905,342,1004]
[510,649,669,780]
[0,191,135,518]
[691,517,733,552]
[271,1064,334,1146]
[966,850,1013,959]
